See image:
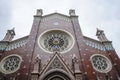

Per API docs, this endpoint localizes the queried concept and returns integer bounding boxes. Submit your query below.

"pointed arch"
[40,69,74,80]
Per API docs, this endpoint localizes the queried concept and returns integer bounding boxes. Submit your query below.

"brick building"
[0,9,120,80]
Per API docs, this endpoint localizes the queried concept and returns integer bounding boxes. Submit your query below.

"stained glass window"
[91,54,112,73]
[38,30,74,53]
[0,55,22,74]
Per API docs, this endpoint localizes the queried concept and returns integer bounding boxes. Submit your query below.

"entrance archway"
[49,76,65,80]
[42,71,71,80]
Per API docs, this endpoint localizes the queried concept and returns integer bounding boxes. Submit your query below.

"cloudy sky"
[0,0,120,57]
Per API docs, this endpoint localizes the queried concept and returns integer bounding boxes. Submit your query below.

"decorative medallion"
[38,30,74,53]
[0,54,22,74]
[90,54,112,73]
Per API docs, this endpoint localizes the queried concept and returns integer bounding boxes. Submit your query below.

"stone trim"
[41,13,71,23]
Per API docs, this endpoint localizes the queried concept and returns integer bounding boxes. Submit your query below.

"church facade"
[0,9,120,80]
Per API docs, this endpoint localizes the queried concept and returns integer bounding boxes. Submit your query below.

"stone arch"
[41,69,73,80]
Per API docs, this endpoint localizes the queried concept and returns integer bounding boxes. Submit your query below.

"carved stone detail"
[2,28,15,41]
[72,54,82,80]
[72,54,80,73]
[84,36,114,51]
[41,14,71,22]
[31,55,41,80]
[32,54,41,73]
[96,28,109,42]
[48,57,66,71]
[75,74,82,80]
[0,36,28,51]
[69,9,76,16]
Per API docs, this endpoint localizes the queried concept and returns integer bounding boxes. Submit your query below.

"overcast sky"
[0,0,120,57]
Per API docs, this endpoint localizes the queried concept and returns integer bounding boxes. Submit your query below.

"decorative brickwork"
[0,9,120,80]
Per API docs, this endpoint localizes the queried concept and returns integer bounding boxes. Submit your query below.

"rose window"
[0,55,22,74]
[91,55,112,73]
[38,30,74,53]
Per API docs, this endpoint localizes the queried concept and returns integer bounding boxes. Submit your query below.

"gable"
[41,13,71,23]
[40,52,73,75]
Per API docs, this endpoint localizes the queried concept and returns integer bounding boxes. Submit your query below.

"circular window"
[90,54,112,73]
[0,54,22,74]
[38,30,74,53]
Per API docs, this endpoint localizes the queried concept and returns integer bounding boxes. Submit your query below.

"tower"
[0,9,120,80]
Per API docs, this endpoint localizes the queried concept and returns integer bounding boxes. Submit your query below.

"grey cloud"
[0,0,12,40]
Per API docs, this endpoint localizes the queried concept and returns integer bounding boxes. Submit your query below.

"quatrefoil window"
[0,54,22,74]
[91,54,112,73]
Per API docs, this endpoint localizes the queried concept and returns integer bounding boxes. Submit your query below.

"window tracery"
[38,30,74,53]
[0,55,22,74]
[91,54,112,73]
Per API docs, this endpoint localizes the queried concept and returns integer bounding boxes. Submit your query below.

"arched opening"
[49,76,64,80]
[43,71,71,80]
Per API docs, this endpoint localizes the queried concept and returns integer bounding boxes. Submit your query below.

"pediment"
[44,12,70,18]
[41,13,71,22]
[41,52,72,75]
